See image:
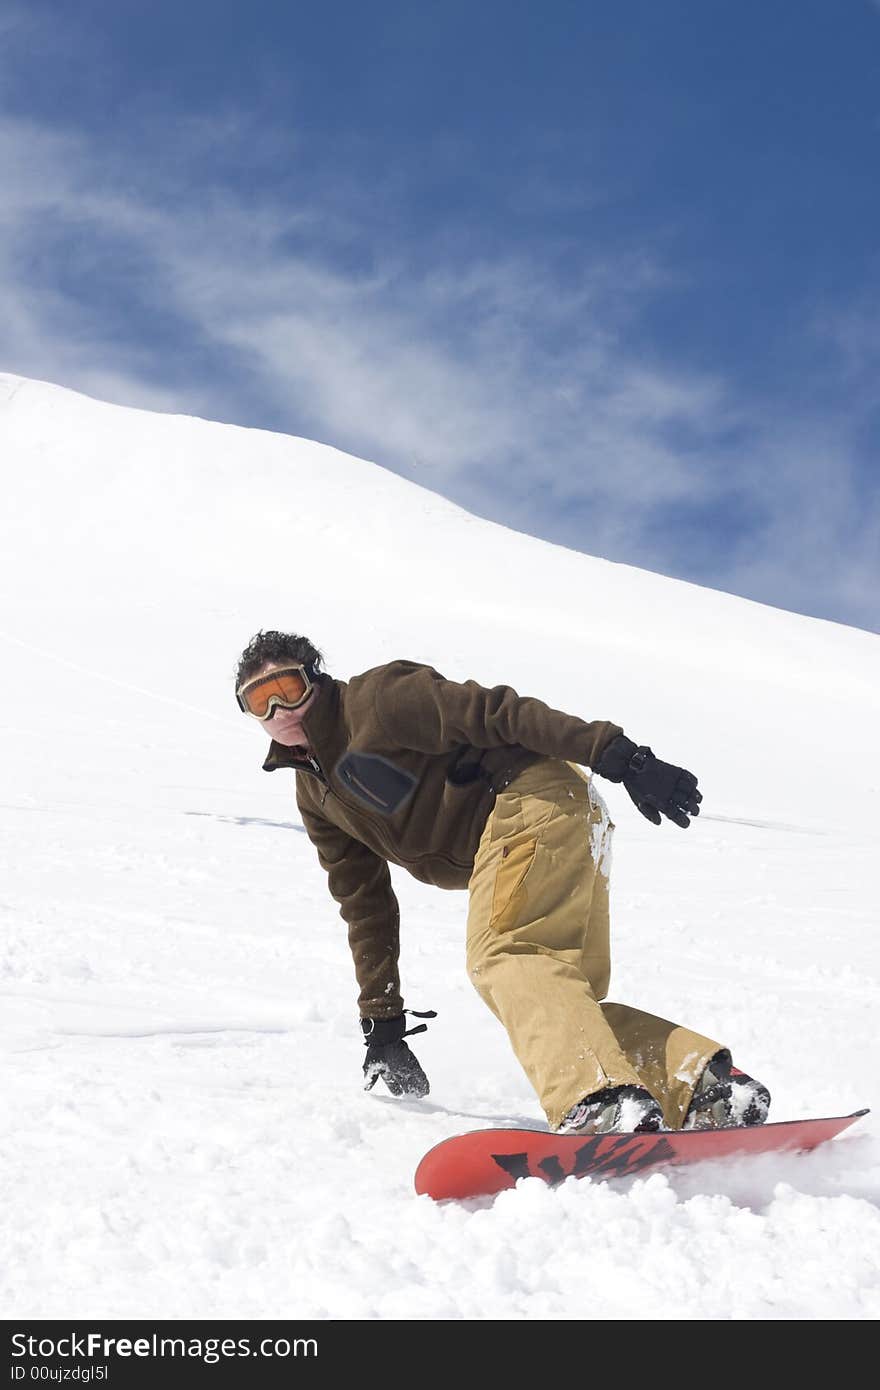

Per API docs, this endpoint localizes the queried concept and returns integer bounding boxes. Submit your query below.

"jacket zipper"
[344,768,391,810]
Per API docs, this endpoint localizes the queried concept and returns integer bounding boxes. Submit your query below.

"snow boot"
[558,1084,664,1136]
[683,1050,771,1130]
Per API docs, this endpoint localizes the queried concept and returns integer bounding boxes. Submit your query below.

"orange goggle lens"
[236,666,312,719]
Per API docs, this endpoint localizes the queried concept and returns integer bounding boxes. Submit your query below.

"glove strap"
[402,1008,437,1039]
[361,1009,437,1045]
[627,746,651,774]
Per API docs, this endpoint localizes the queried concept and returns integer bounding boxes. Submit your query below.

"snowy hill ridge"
[2,370,877,824]
[1,371,878,1319]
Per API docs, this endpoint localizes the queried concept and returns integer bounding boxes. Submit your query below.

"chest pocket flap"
[335,750,418,815]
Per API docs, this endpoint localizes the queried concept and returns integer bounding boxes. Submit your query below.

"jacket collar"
[261,674,341,772]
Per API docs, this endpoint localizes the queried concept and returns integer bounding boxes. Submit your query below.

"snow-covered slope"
[1,372,877,1319]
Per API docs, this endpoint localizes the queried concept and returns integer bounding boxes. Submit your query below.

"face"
[241,660,319,748]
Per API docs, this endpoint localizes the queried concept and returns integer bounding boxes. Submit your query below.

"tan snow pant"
[466,757,725,1130]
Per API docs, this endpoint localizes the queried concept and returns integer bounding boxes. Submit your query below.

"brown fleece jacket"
[262,660,623,1019]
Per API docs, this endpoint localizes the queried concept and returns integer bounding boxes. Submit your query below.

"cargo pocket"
[490,835,539,933]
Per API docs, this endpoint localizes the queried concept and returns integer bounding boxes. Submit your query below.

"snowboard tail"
[414,1110,869,1201]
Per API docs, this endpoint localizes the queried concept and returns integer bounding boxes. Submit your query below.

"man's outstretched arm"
[373,662,701,828]
[373,661,623,769]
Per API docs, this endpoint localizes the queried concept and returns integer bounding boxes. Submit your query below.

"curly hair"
[235,631,327,691]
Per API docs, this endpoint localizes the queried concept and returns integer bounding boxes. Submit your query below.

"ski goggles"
[235,664,315,720]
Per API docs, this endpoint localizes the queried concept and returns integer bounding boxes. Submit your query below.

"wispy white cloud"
[0,107,730,498]
[0,17,877,632]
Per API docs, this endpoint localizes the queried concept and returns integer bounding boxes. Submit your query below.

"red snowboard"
[414,1110,869,1201]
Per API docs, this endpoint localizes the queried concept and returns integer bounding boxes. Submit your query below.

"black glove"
[361,1010,436,1098]
[596,735,702,829]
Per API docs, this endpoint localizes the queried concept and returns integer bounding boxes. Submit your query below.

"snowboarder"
[236,630,770,1136]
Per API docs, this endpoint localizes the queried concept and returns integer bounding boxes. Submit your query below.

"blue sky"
[2,0,879,632]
